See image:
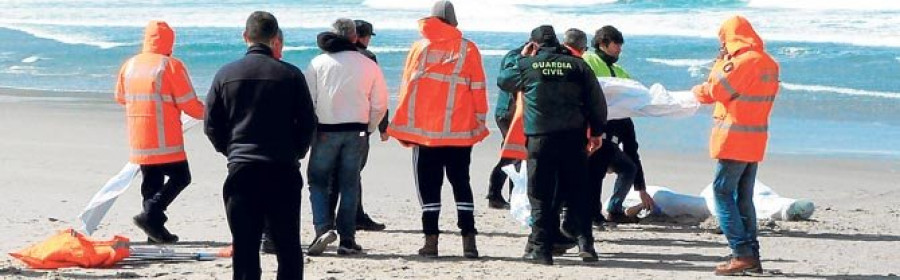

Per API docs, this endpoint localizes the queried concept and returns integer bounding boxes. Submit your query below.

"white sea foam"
[367,46,411,53]
[1,24,131,49]
[481,50,510,56]
[282,46,317,52]
[284,45,508,56]
[645,58,711,67]
[781,82,900,99]
[21,56,40,63]
[1,1,899,47]
[746,0,900,11]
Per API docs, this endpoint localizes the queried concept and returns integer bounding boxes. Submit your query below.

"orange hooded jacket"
[693,16,780,162]
[115,21,205,165]
[386,17,489,147]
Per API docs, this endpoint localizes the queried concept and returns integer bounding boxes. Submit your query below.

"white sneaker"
[307,230,337,256]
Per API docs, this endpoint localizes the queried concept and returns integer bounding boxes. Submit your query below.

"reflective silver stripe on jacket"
[716,71,741,100]
[131,145,184,156]
[443,39,470,133]
[715,122,768,133]
[388,123,488,140]
[504,143,527,154]
[735,94,776,103]
[406,42,430,128]
[154,58,170,148]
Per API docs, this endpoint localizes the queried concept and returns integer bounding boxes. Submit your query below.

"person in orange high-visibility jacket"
[690,15,779,276]
[114,20,205,244]
[386,1,488,259]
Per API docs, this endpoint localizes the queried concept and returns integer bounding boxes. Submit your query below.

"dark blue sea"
[0,0,898,158]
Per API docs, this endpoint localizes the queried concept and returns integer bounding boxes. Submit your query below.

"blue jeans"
[308,131,368,240]
[713,159,760,258]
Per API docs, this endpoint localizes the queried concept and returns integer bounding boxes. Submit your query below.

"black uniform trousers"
[413,145,477,236]
[526,129,590,255]
[139,160,191,219]
[224,162,303,280]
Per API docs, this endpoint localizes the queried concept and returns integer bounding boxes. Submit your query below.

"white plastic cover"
[598,77,701,120]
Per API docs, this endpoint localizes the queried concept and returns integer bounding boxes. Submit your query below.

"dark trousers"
[526,130,589,254]
[587,140,637,218]
[488,115,519,197]
[139,160,191,218]
[328,135,371,222]
[224,162,303,280]
[413,146,477,236]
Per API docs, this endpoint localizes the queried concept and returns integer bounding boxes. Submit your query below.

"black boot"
[356,214,386,231]
[260,232,276,254]
[486,194,510,210]
[134,212,178,244]
[577,236,599,262]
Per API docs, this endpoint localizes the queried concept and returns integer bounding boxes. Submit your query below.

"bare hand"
[588,136,602,154]
[520,42,539,57]
[380,133,389,142]
[638,190,656,212]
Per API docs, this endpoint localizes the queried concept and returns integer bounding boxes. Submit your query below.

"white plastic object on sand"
[700,180,816,221]
[617,185,711,221]
[503,161,532,227]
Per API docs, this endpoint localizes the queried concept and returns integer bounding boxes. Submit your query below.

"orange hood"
[719,15,764,56]
[419,17,462,41]
[142,21,174,55]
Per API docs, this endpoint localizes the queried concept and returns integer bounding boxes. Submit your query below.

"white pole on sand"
[77,115,202,236]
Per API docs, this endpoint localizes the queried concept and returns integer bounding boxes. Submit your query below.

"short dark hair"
[592,25,624,50]
[245,11,280,44]
[530,25,560,47]
[564,28,587,51]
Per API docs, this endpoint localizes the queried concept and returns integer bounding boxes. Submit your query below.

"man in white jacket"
[305,18,388,256]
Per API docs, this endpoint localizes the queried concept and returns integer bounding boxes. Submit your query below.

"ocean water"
[0,0,898,159]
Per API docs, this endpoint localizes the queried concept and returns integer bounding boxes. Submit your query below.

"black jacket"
[204,44,316,165]
[355,41,390,134]
[499,46,607,136]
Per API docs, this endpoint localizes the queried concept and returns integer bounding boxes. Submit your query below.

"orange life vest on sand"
[115,21,205,165]
[386,17,489,147]
[9,229,130,269]
[693,16,779,162]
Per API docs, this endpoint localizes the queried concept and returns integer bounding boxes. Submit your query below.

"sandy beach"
[1,88,898,280]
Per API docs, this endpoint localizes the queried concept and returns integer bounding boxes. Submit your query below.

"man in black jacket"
[204,11,315,280]
[499,25,607,265]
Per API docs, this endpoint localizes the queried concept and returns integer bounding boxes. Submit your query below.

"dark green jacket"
[498,47,607,136]
[494,45,525,120]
